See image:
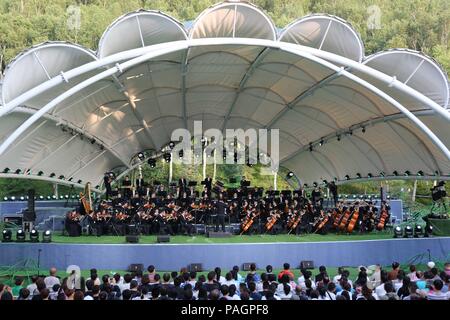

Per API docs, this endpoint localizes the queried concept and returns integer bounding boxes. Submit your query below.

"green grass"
[49,232,394,244]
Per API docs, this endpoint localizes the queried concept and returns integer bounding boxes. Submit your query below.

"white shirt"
[223,280,237,287]
[27,283,38,296]
[44,276,60,289]
[84,295,94,300]
[375,283,386,297]
[324,291,336,300]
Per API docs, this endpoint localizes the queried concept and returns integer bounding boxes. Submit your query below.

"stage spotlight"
[38,195,44,200]
[178,150,184,159]
[417,170,424,176]
[414,225,424,238]
[90,138,96,144]
[393,226,403,238]
[404,225,414,238]
[30,229,39,242]
[3,167,10,173]
[345,175,350,180]
[77,180,82,184]
[368,173,373,178]
[109,172,115,178]
[286,172,294,179]
[393,171,399,176]
[323,180,328,185]
[68,177,73,182]
[3,197,8,201]
[15,169,21,174]
[313,182,318,187]
[309,143,313,152]
[303,183,308,188]
[356,173,362,179]
[337,135,341,141]
[169,141,175,149]
[348,129,353,135]
[20,196,25,201]
[147,158,156,168]
[59,175,65,180]
[49,173,56,178]
[43,230,52,243]
[425,225,433,237]
[2,229,12,242]
[52,195,57,200]
[46,196,51,200]
[319,139,324,146]
[163,153,171,163]
[361,126,366,133]
[404,170,411,176]
[380,172,385,177]
[16,229,25,242]
[65,195,69,199]
[137,152,145,160]
[11,196,16,201]
[37,171,44,176]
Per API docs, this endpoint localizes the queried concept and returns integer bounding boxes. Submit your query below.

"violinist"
[65,210,82,237]
[179,209,195,236]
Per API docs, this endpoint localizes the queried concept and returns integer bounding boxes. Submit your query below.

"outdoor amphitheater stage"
[1,236,449,271]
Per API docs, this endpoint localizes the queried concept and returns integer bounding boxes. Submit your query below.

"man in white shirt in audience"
[44,267,60,289]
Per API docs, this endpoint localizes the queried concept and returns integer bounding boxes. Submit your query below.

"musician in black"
[178,177,188,194]
[328,181,338,207]
[104,174,113,200]
[204,176,213,197]
[121,176,133,200]
[215,193,227,232]
[65,210,81,237]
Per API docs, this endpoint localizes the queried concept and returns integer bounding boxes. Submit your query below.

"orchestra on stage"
[64,175,391,237]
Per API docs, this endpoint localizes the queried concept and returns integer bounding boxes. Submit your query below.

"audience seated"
[1,260,449,301]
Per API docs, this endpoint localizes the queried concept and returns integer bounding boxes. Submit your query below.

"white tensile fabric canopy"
[0,1,449,191]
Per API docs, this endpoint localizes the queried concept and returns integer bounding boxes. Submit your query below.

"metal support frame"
[0,38,449,188]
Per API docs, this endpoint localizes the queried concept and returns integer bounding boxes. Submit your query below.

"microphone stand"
[37,249,42,277]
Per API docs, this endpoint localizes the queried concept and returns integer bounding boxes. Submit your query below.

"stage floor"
[50,232,394,244]
[1,235,449,271]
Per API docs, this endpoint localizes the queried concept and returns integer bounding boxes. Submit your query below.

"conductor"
[215,193,227,232]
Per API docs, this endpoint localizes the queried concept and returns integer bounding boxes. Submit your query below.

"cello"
[338,207,353,231]
[265,211,280,232]
[376,208,389,231]
[288,210,304,234]
[240,209,259,235]
[346,207,360,233]
[314,211,329,234]
[333,207,345,229]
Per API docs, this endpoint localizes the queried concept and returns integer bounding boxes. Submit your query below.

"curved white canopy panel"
[1,42,97,106]
[98,10,188,58]
[363,49,449,109]
[279,14,364,62]
[190,1,276,40]
[0,3,448,188]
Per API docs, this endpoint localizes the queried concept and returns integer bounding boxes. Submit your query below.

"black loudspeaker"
[300,260,315,269]
[188,263,203,272]
[27,189,35,212]
[125,235,139,243]
[242,263,255,271]
[128,263,144,273]
[157,235,170,243]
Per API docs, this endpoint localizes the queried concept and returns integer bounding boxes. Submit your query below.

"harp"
[80,182,93,214]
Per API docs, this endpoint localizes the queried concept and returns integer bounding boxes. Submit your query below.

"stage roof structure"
[0,1,449,191]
